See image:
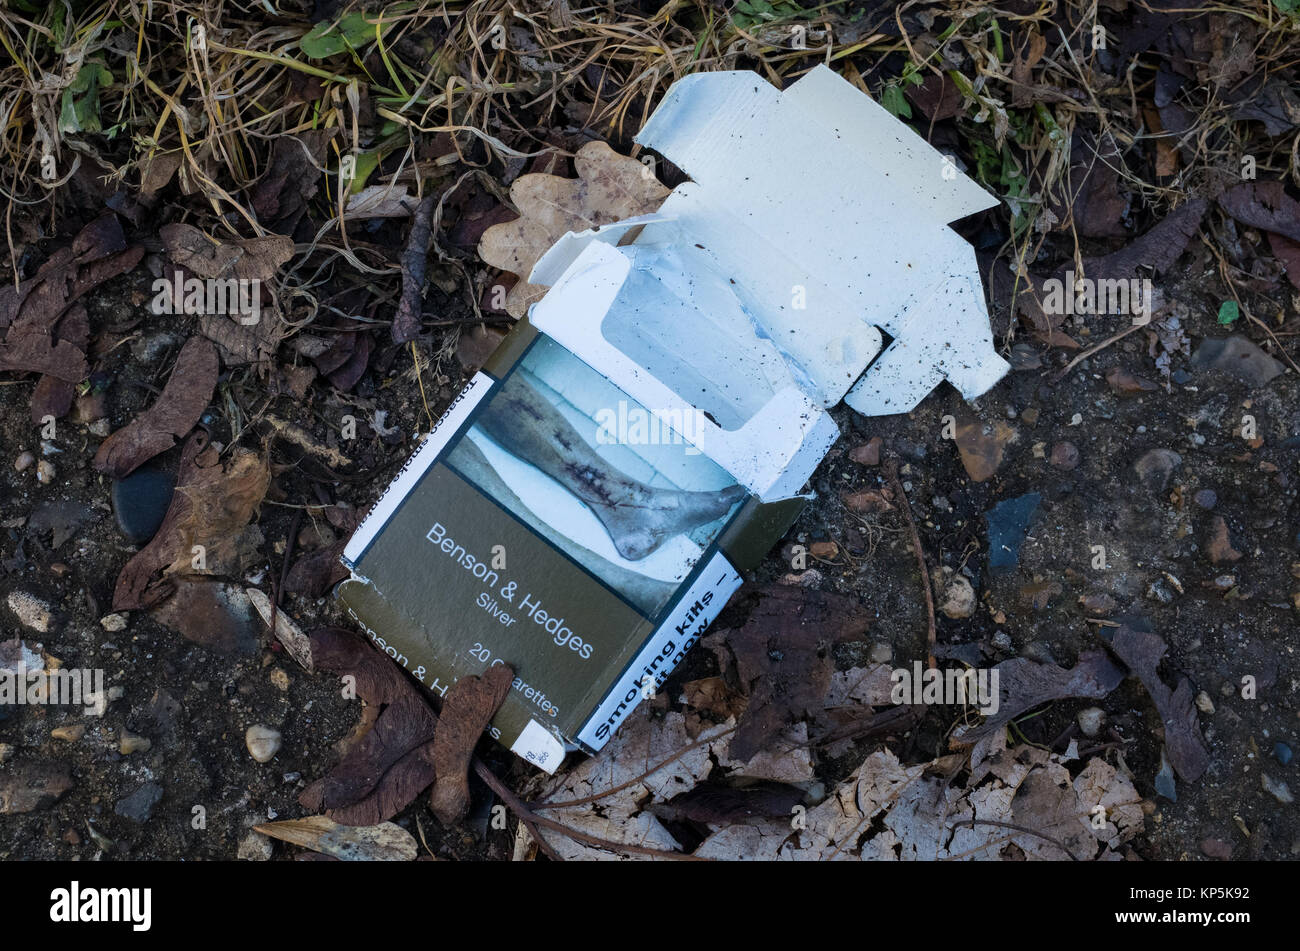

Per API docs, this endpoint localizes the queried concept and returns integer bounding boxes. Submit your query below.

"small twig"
[947,818,1080,861]
[472,758,706,861]
[471,758,562,862]
[1053,321,1144,382]
[885,458,936,669]
[530,726,736,811]
[268,507,303,642]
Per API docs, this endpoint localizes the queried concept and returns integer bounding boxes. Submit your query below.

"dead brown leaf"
[1267,232,1300,291]
[478,140,670,317]
[1219,181,1300,244]
[1107,624,1210,781]
[249,130,335,234]
[254,815,417,861]
[160,223,294,284]
[113,431,269,610]
[706,585,869,762]
[92,337,219,478]
[956,651,1127,743]
[429,664,515,825]
[0,215,141,381]
[299,627,441,826]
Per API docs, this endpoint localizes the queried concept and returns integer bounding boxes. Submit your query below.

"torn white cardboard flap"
[528,65,1009,499]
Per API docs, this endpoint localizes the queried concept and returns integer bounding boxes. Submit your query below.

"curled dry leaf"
[92,337,219,478]
[253,815,417,861]
[1107,624,1210,782]
[159,223,294,284]
[0,214,142,381]
[1219,181,1300,244]
[706,585,869,762]
[534,707,1141,861]
[299,628,440,827]
[1015,199,1206,336]
[954,651,1126,743]
[478,140,670,317]
[535,710,732,860]
[698,742,1142,861]
[113,431,269,610]
[429,663,515,826]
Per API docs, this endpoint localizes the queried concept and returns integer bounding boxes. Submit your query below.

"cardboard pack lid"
[528,66,1009,498]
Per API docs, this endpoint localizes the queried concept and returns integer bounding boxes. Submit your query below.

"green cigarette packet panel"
[339,320,805,772]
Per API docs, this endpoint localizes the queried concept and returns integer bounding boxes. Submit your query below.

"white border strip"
[343,372,495,568]
[576,550,741,750]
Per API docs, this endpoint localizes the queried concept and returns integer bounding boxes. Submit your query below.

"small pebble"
[120,731,152,755]
[7,590,53,633]
[14,451,35,472]
[237,830,274,861]
[809,540,838,559]
[100,613,128,632]
[246,725,282,763]
[779,569,823,588]
[992,630,1013,652]
[111,465,176,545]
[1193,489,1218,510]
[1049,441,1080,470]
[51,724,85,742]
[1077,707,1105,738]
[36,460,56,484]
[936,570,976,619]
[1274,742,1293,766]
[114,782,163,823]
[1262,773,1294,805]
[269,668,291,692]
[1200,838,1233,860]
[1195,691,1215,715]
[848,437,882,466]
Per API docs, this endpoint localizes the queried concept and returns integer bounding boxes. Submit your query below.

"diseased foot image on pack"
[445,337,745,615]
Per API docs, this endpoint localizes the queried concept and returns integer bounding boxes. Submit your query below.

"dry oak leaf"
[478,140,670,317]
[159,223,294,284]
[706,584,870,762]
[0,214,142,381]
[535,709,733,860]
[93,336,219,478]
[299,628,442,827]
[696,743,1142,861]
[1107,623,1210,782]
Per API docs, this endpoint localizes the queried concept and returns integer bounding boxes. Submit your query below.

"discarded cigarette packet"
[339,65,1008,772]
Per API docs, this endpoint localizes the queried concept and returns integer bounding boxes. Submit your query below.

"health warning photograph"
[445,336,746,616]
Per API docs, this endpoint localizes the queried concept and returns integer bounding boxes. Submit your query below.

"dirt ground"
[1,0,1298,863]
[2,236,1296,859]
